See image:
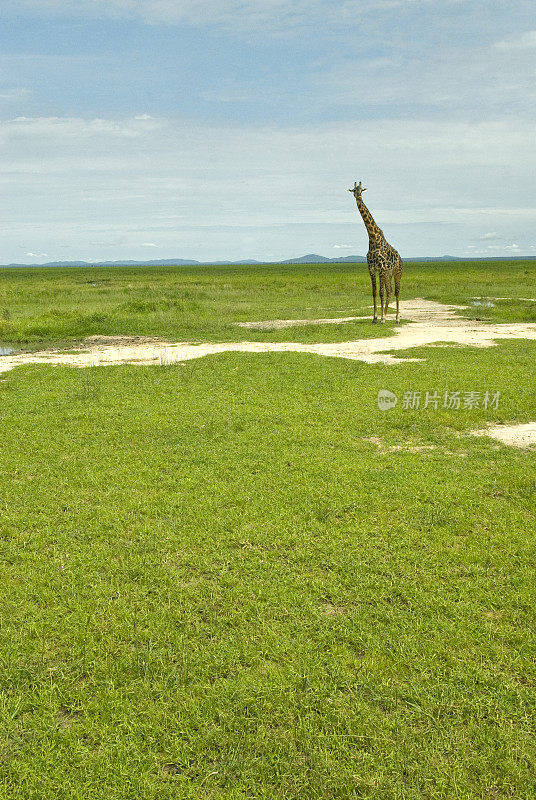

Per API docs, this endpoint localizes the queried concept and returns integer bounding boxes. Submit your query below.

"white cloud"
[314,39,536,117]
[3,113,536,261]
[1,115,160,143]
[333,244,352,248]
[5,0,463,34]
[25,252,48,257]
[0,88,32,100]
[476,232,502,241]
[495,30,536,50]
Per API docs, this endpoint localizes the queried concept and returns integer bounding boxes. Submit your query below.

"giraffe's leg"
[383,275,392,323]
[371,273,378,323]
[394,272,401,323]
[379,278,385,324]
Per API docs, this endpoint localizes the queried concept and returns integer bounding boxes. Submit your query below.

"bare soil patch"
[237,315,370,330]
[84,335,170,346]
[1,299,536,374]
[469,422,536,449]
[363,436,438,453]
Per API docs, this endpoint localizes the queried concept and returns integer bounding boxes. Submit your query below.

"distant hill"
[404,255,461,262]
[2,254,535,268]
[2,258,202,268]
[279,253,366,264]
[2,254,365,268]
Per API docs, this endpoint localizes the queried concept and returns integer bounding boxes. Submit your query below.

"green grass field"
[1,260,535,348]
[1,261,535,799]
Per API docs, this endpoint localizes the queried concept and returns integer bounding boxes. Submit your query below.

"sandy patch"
[364,436,468,456]
[469,422,536,449]
[320,602,347,616]
[237,315,370,330]
[237,299,467,329]
[84,335,171,345]
[363,436,438,453]
[1,298,536,374]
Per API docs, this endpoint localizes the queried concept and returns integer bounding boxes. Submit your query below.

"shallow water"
[0,346,17,355]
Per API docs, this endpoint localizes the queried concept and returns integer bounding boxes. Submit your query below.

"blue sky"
[2,0,535,263]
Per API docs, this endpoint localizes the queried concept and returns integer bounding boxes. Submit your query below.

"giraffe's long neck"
[355,196,384,249]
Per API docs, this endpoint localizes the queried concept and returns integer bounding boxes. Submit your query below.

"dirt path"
[235,298,465,329]
[1,299,536,374]
[469,422,536,449]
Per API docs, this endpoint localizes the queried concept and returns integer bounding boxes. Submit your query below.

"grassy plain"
[1,259,536,347]
[0,260,535,799]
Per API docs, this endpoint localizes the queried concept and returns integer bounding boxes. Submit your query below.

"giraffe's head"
[348,181,367,200]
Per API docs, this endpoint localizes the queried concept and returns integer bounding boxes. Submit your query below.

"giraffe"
[348,181,402,324]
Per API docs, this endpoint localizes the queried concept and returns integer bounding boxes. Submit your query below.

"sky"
[1,0,535,263]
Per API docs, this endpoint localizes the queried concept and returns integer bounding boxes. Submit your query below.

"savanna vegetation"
[0,260,535,799]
